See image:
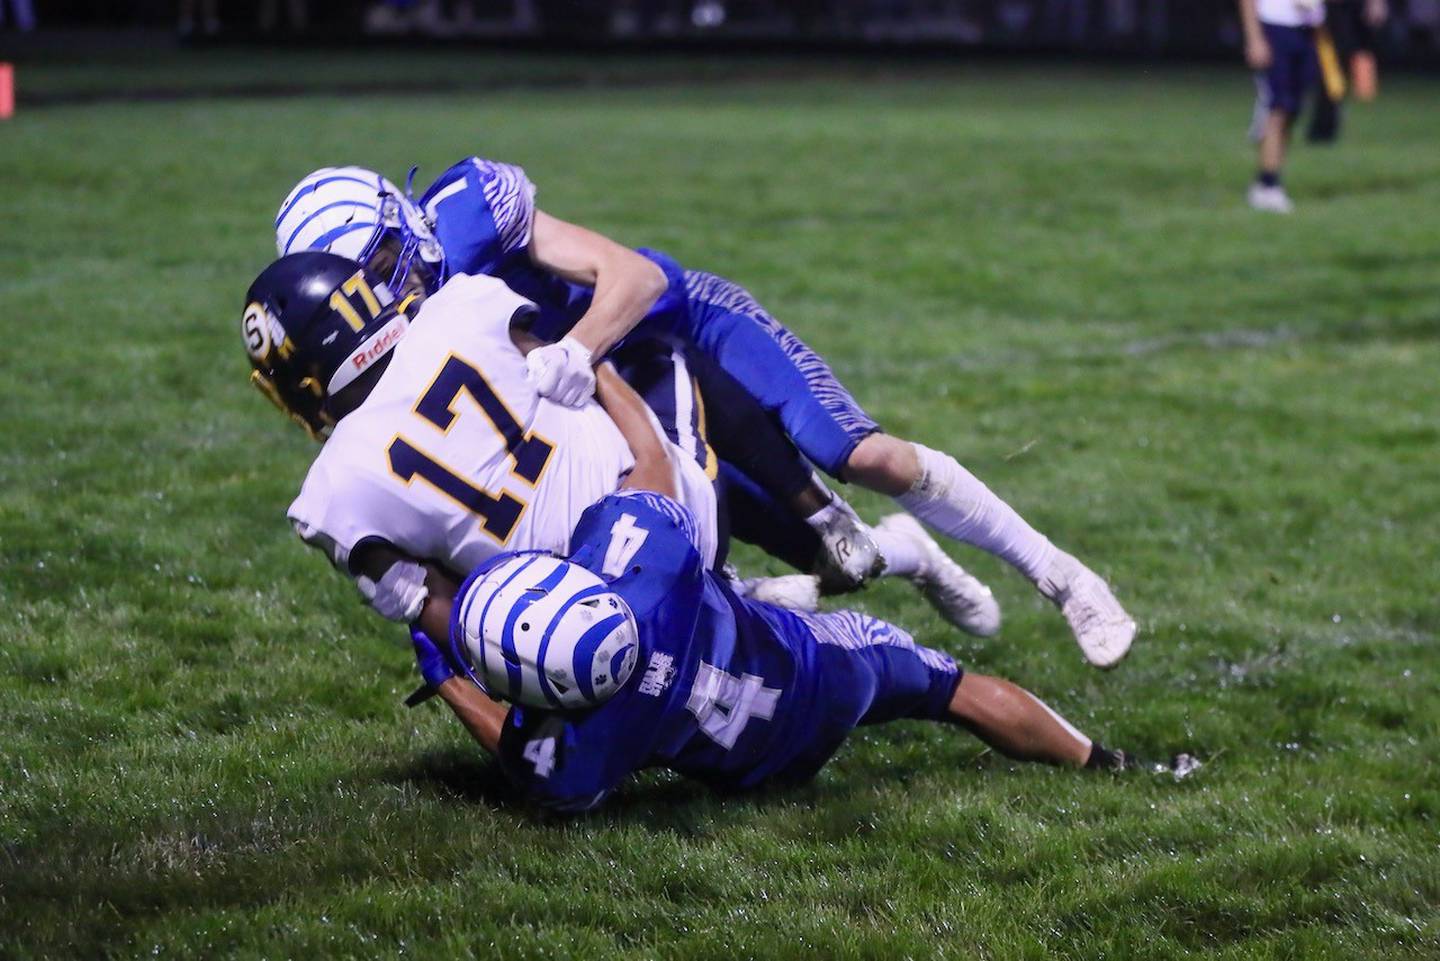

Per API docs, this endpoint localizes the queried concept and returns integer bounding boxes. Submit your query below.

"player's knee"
[843,434,919,495]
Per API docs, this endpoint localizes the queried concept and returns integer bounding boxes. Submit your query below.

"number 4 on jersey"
[523,736,556,778]
[686,663,781,750]
[601,513,649,577]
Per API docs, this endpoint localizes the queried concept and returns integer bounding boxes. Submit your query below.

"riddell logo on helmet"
[328,316,409,393]
[351,323,404,372]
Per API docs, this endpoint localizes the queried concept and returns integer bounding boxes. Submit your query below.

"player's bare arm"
[593,361,677,499]
[528,210,668,357]
[370,549,507,756]
[1238,0,1271,68]
[417,579,507,756]
[433,677,507,755]
[523,210,669,407]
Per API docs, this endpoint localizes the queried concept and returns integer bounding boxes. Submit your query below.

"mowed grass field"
[2,51,1438,959]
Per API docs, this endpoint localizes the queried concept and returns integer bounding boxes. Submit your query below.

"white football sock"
[894,443,1057,583]
[869,525,926,578]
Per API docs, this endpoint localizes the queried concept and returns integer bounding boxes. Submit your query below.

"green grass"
[1,43,775,101]
[2,57,1439,960]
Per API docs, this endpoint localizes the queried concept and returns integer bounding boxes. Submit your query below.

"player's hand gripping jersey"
[288,274,717,594]
[480,492,961,813]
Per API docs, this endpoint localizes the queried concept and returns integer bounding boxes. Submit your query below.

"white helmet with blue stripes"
[274,166,443,295]
[453,553,640,711]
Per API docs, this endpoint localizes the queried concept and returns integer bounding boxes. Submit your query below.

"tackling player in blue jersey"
[403,406,1189,814]
[275,160,1137,669]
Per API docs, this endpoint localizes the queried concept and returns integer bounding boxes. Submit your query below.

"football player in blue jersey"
[270,170,1002,632]
[400,401,1188,815]
[275,160,1136,667]
[242,249,999,640]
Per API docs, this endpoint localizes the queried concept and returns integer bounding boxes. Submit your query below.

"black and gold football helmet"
[241,252,408,440]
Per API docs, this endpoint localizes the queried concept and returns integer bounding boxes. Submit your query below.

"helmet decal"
[327,314,409,394]
[241,302,272,361]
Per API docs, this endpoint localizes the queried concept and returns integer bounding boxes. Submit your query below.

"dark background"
[9,1,1440,65]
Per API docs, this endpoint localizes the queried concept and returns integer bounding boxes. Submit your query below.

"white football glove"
[356,560,429,623]
[525,336,596,408]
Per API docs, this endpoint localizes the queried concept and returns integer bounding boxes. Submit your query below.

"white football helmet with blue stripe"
[453,553,640,711]
[275,166,443,295]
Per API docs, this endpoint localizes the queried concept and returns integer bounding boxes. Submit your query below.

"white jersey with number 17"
[287,272,717,582]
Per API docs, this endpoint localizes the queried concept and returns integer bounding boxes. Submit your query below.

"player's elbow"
[628,253,668,304]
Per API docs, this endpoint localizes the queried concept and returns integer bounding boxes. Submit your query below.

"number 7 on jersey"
[387,354,555,543]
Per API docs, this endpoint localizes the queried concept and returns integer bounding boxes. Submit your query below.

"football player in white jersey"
[246,252,997,633]
[244,251,724,625]
[273,164,1136,668]
[242,255,1203,799]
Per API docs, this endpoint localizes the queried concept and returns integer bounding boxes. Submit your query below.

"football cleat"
[726,569,821,612]
[1038,552,1137,669]
[877,513,1001,637]
[1166,753,1203,779]
[1247,183,1294,214]
[812,499,884,592]
[1088,746,1131,771]
[1092,749,1201,780]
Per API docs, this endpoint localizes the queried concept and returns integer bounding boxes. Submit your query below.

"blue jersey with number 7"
[489,491,963,813]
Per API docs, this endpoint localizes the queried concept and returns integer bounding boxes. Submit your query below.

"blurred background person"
[1307,0,1387,141]
[1,0,36,32]
[1408,0,1440,47]
[1239,0,1325,214]
[260,0,309,34]
[1344,0,1388,101]
[178,0,220,36]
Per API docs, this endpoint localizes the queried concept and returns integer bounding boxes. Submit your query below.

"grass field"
[2,49,1439,960]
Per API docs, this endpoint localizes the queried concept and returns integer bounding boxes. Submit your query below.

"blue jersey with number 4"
[490,491,895,813]
[418,158,690,345]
